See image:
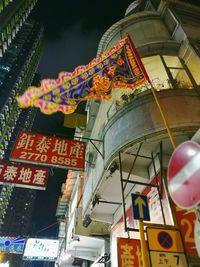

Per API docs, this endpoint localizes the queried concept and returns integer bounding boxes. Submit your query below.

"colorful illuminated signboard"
[17,35,149,115]
[23,238,59,261]
[10,131,85,170]
[0,162,48,190]
[0,237,25,254]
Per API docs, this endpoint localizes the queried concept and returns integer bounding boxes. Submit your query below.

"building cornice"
[97,11,159,56]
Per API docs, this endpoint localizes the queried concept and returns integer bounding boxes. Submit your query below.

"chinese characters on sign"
[150,251,188,267]
[117,238,143,267]
[173,203,198,256]
[0,162,48,190]
[23,238,59,261]
[147,228,188,267]
[10,131,85,170]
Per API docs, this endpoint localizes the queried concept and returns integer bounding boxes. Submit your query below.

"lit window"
[163,55,193,89]
[185,50,200,86]
[142,55,170,90]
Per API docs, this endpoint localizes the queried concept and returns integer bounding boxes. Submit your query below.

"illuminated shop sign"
[0,162,48,190]
[23,238,59,261]
[0,237,25,254]
[10,131,85,170]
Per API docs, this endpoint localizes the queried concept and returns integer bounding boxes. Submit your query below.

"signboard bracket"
[119,142,164,233]
[151,146,166,225]
[74,135,104,159]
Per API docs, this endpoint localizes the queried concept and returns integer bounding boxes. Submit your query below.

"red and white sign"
[10,131,85,170]
[112,173,173,237]
[0,162,48,190]
[167,141,200,209]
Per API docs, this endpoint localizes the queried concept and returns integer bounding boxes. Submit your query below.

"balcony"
[83,87,200,222]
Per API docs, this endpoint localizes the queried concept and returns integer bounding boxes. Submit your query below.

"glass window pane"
[170,69,193,89]
[142,55,171,89]
[186,51,200,86]
[163,55,182,68]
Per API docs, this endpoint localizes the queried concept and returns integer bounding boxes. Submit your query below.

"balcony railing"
[83,87,200,216]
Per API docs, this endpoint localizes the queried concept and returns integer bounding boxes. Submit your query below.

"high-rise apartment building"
[0,1,43,265]
[58,0,200,266]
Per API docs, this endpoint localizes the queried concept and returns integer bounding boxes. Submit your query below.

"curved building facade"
[82,1,200,266]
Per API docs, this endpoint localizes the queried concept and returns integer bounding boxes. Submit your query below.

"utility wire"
[31,221,59,236]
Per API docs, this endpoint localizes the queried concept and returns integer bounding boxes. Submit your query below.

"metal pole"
[138,219,149,267]
[123,143,142,191]
[159,142,163,200]
[150,83,176,150]
[119,151,128,233]
[151,152,166,225]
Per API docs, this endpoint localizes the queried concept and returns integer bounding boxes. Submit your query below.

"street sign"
[131,194,150,221]
[167,141,200,209]
[158,231,173,250]
[150,251,188,267]
[147,228,188,267]
[147,228,184,253]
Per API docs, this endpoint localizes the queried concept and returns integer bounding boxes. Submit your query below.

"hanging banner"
[17,34,150,115]
[0,162,48,190]
[10,131,85,170]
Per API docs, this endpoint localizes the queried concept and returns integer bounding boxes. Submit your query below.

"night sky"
[26,0,133,265]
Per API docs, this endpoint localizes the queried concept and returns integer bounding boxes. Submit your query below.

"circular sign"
[167,141,200,209]
[158,231,173,249]
[4,240,11,247]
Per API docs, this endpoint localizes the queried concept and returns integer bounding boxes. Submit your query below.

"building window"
[142,55,170,90]
[163,55,193,89]
[163,9,178,35]
[141,55,195,90]
[185,50,200,86]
